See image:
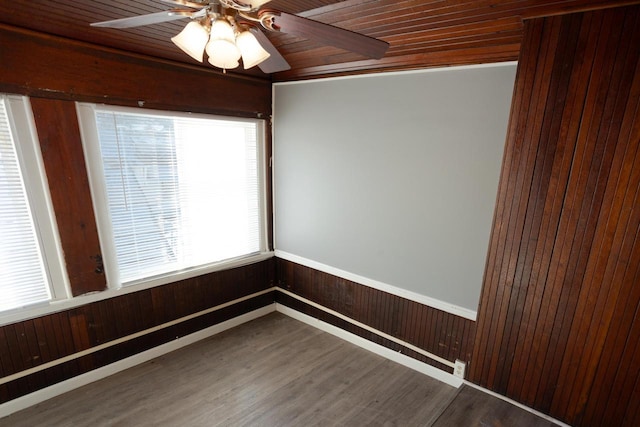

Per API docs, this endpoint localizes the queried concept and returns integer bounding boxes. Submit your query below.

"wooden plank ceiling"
[0,0,637,81]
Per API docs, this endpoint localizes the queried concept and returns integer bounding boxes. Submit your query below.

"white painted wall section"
[273,64,516,312]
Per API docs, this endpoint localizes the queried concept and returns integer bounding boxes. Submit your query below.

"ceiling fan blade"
[269,12,389,59]
[91,10,192,29]
[250,28,291,73]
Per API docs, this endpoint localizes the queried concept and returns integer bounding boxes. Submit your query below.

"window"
[0,95,67,313]
[78,104,267,288]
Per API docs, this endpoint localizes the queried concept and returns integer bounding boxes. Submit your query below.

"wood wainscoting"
[275,258,476,374]
[470,4,640,426]
[0,259,275,404]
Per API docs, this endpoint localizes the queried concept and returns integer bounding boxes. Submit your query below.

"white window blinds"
[0,97,51,311]
[80,105,264,287]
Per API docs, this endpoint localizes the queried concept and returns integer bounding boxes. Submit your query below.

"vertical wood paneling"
[276,259,476,371]
[469,5,640,426]
[30,98,106,296]
[0,259,275,404]
[501,13,581,403]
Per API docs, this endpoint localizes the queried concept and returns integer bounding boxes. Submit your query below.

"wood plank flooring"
[2,313,557,426]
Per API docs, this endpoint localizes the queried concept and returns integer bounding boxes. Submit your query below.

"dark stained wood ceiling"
[1,0,638,81]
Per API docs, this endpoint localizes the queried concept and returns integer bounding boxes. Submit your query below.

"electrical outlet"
[454,359,466,378]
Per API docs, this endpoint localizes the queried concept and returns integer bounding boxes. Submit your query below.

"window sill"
[0,251,275,327]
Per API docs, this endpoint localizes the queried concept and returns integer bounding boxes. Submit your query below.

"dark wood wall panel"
[0,24,271,118]
[469,5,640,426]
[274,292,454,373]
[7,291,276,403]
[30,98,105,296]
[0,259,275,403]
[276,259,475,372]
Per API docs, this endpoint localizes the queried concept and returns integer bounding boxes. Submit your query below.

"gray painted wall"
[273,64,516,311]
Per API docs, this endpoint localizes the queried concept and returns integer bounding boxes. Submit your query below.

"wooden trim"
[265,118,274,251]
[30,98,105,296]
[274,44,520,81]
[0,23,271,118]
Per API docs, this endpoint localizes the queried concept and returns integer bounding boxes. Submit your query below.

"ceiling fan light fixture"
[206,19,241,70]
[209,19,235,43]
[171,21,209,62]
[91,0,389,75]
[236,30,270,69]
[206,40,241,69]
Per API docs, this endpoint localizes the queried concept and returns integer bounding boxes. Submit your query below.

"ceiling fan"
[91,0,389,74]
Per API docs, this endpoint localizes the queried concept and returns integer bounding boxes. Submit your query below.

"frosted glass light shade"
[206,39,241,69]
[206,19,241,70]
[236,31,270,69]
[171,21,209,62]
[209,19,235,43]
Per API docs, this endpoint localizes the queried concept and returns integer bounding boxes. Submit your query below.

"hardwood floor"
[2,313,556,426]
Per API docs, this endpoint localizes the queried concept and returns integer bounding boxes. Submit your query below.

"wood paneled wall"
[470,5,640,426]
[0,24,271,118]
[31,98,105,296]
[0,23,275,405]
[0,260,275,403]
[276,259,476,373]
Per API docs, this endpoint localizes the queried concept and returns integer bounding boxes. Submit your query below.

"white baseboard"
[275,250,477,321]
[275,303,464,388]
[0,304,276,419]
